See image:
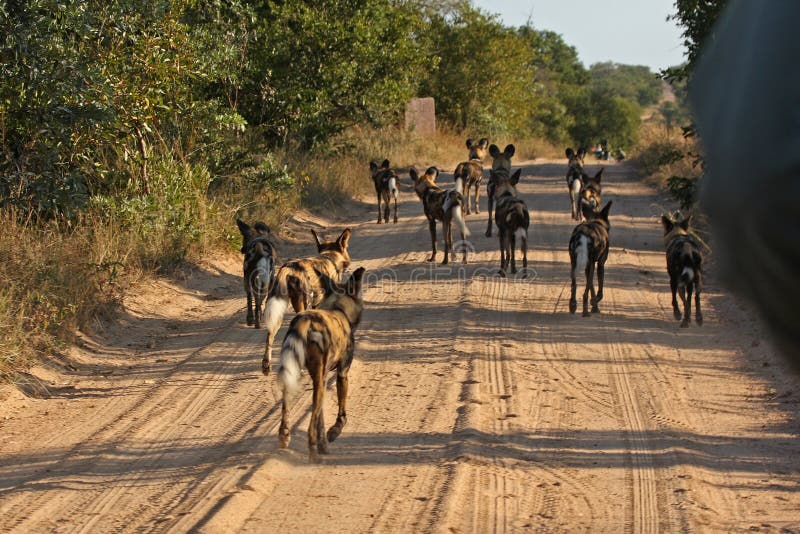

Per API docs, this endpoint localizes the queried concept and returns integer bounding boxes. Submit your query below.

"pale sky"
[472,0,686,72]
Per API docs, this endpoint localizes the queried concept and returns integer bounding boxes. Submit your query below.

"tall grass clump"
[632,121,702,210]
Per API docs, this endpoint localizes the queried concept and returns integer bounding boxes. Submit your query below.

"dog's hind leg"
[246,290,254,326]
[307,357,325,463]
[278,395,291,448]
[670,276,682,321]
[376,192,383,224]
[569,255,578,314]
[594,258,606,310]
[583,262,594,317]
[383,193,390,224]
[427,219,437,262]
[684,279,694,327]
[694,272,703,326]
[678,285,689,328]
[510,232,517,274]
[393,194,398,224]
[441,219,452,265]
[327,362,349,443]
[485,196,494,237]
[521,234,528,274]
[474,181,481,214]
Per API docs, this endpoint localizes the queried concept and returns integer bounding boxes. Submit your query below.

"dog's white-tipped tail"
[264,294,289,335]
[573,235,589,278]
[452,203,470,238]
[514,227,527,241]
[277,332,305,394]
[681,266,694,284]
[454,177,464,195]
[388,177,398,198]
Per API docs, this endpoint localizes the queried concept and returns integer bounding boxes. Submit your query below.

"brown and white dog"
[453,138,488,216]
[493,168,529,275]
[261,228,352,374]
[236,219,277,329]
[565,147,585,221]
[569,201,612,316]
[661,214,703,327]
[578,168,603,220]
[277,267,366,463]
[369,159,399,224]
[485,143,516,237]
[410,166,470,264]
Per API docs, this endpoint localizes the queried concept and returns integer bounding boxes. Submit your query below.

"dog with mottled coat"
[662,214,703,327]
[277,267,366,463]
[569,201,612,316]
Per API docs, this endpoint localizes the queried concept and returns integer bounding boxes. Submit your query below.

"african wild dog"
[277,267,365,463]
[236,219,277,329]
[261,228,352,374]
[569,201,612,316]
[662,214,703,327]
[409,166,470,264]
[579,168,603,220]
[453,138,488,216]
[369,159,399,224]
[485,143,516,237]
[565,147,585,221]
[493,169,529,275]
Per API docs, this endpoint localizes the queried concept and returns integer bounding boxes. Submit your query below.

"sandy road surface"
[1,161,799,533]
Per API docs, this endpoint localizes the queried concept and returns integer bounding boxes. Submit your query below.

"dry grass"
[0,211,129,379]
[632,120,701,190]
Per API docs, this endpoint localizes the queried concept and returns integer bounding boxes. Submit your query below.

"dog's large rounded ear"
[503,144,515,158]
[311,229,322,249]
[347,266,366,296]
[679,215,692,230]
[565,148,574,158]
[594,167,604,182]
[661,214,674,233]
[601,200,613,219]
[369,160,379,172]
[426,166,439,180]
[337,228,352,249]
[466,138,474,149]
[510,168,522,186]
[409,167,419,181]
[489,144,501,158]
[577,147,586,158]
[254,221,270,235]
[381,159,390,169]
[478,137,489,149]
[236,219,252,238]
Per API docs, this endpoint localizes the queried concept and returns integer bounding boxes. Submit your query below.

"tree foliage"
[0,0,665,216]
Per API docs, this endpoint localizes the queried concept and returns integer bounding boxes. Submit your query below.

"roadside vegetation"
[0,0,683,378]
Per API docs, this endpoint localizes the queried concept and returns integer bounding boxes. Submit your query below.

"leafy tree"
[238,0,430,148]
[589,62,663,107]
[419,1,536,136]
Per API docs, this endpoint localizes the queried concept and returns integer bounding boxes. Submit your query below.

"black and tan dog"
[569,201,612,316]
[410,166,470,264]
[277,266,366,463]
[579,168,603,220]
[565,147,585,221]
[661,214,703,327]
[485,143,516,237]
[261,228,352,374]
[236,219,277,329]
[453,138,488,216]
[369,159,399,224]
[493,168,529,275]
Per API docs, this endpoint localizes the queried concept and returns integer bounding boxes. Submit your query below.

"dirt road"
[1,161,799,532]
